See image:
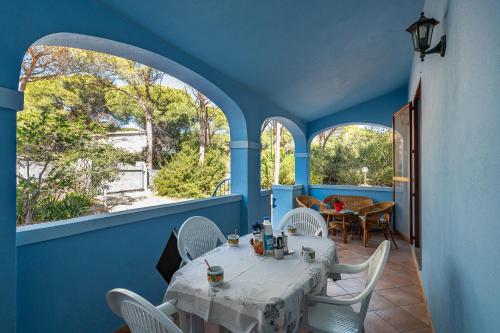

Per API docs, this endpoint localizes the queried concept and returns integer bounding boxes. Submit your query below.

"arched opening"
[16,44,232,225]
[310,124,393,187]
[260,118,295,189]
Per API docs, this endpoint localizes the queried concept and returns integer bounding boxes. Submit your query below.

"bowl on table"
[228,234,240,247]
[207,266,224,287]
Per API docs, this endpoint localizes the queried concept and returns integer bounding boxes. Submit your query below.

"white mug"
[301,247,315,263]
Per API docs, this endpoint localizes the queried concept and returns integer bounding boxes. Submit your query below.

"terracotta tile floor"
[117,233,432,333]
[327,233,432,333]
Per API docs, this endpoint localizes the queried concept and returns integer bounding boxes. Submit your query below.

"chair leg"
[342,222,347,243]
[386,225,398,249]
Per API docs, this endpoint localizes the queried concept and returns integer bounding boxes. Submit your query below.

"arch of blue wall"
[0,1,306,330]
[307,86,407,146]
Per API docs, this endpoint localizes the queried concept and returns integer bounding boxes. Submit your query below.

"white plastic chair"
[279,207,328,237]
[106,288,182,333]
[302,240,391,333]
[177,216,227,264]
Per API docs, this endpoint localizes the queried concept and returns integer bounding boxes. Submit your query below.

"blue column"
[0,87,23,332]
[295,152,310,194]
[230,140,262,234]
[271,185,304,229]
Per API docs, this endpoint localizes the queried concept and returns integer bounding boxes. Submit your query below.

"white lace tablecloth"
[164,234,337,333]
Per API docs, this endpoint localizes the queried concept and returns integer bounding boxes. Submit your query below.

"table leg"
[342,217,347,243]
[190,314,205,333]
[178,311,191,333]
[219,325,231,333]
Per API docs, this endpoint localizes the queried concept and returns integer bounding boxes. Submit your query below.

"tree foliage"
[18,46,231,224]
[153,144,227,199]
[17,79,134,224]
[311,126,392,186]
[260,121,295,188]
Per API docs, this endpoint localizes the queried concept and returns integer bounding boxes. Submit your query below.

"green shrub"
[16,188,93,225]
[154,146,227,199]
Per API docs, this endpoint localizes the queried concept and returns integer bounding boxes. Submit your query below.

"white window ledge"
[16,194,242,246]
[308,184,392,192]
[271,184,304,190]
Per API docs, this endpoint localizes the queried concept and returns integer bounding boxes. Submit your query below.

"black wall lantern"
[407,12,446,61]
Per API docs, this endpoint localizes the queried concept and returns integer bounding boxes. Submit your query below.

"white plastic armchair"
[279,207,328,237]
[106,288,181,333]
[177,216,227,264]
[303,240,391,333]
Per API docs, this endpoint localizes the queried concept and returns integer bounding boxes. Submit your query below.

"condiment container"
[228,234,239,247]
[207,266,224,287]
[263,216,274,255]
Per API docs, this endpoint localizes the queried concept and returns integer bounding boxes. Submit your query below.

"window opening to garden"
[17,46,230,226]
[260,119,295,189]
[310,125,392,187]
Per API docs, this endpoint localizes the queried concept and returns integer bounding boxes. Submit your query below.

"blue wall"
[307,87,407,142]
[16,196,241,333]
[409,0,500,331]
[0,108,17,333]
[308,185,392,203]
[271,185,304,229]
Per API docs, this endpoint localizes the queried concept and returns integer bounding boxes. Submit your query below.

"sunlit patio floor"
[117,233,431,333]
[329,232,432,333]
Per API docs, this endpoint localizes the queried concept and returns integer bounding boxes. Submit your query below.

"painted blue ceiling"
[100,0,423,121]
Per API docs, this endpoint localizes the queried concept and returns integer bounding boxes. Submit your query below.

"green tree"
[260,120,295,188]
[17,79,133,225]
[311,125,392,186]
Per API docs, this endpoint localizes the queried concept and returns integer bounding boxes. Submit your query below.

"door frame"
[392,81,422,247]
[392,103,412,242]
[412,82,422,248]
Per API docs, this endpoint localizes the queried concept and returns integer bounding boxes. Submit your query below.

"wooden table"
[323,209,359,243]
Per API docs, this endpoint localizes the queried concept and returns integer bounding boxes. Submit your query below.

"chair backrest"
[359,201,396,223]
[323,195,373,212]
[357,240,391,325]
[177,216,227,263]
[106,288,182,333]
[279,208,328,237]
[296,195,327,211]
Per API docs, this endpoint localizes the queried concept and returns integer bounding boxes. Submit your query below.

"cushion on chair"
[310,204,321,212]
[305,302,362,333]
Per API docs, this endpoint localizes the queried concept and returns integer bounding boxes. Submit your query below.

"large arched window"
[260,119,295,189]
[310,124,392,187]
[17,46,230,225]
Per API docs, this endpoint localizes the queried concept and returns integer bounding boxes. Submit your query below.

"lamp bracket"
[421,35,446,61]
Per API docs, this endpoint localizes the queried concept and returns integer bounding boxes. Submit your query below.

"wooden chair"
[296,195,328,212]
[358,201,398,248]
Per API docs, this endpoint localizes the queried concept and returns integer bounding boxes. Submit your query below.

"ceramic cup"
[207,266,224,287]
[274,247,284,260]
[301,247,315,263]
[228,234,239,247]
[287,225,297,235]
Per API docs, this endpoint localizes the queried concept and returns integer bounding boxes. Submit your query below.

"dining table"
[323,209,359,243]
[163,233,338,333]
